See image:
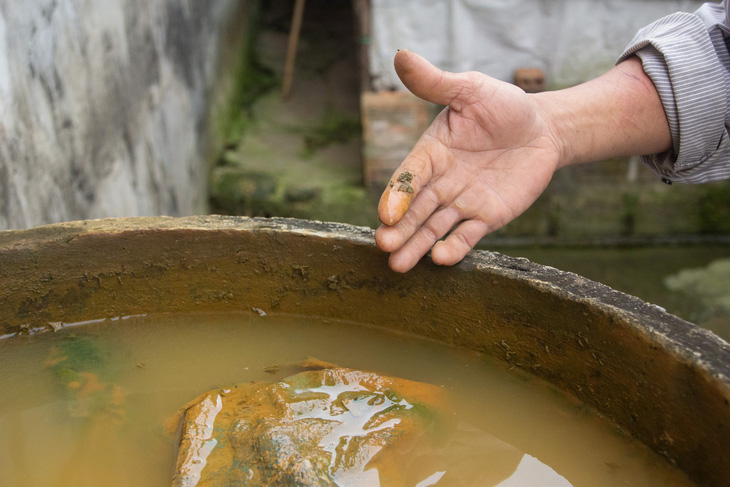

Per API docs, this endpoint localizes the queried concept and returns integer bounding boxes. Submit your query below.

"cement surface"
[0,0,247,231]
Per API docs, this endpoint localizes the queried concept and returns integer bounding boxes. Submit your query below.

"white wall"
[369,0,707,90]
[0,0,242,230]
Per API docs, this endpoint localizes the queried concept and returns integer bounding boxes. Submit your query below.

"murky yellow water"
[0,313,695,486]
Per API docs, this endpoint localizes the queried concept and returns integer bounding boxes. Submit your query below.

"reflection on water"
[0,313,696,486]
[496,454,571,487]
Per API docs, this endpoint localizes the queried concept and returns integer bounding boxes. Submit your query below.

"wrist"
[530,57,671,169]
[531,91,577,169]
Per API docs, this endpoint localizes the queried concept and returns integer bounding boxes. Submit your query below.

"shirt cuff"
[618,11,730,183]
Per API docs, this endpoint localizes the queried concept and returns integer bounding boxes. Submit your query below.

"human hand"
[375,50,562,272]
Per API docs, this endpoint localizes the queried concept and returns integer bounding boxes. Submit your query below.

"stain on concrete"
[164,2,204,90]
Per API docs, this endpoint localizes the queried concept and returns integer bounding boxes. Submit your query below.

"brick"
[361,91,431,190]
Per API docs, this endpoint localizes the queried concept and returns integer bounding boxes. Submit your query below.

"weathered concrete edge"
[1,214,727,383]
[0,215,375,249]
[462,251,730,384]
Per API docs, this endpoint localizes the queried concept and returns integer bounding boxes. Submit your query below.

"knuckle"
[452,231,471,250]
[420,223,439,243]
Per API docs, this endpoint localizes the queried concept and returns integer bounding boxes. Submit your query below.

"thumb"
[394,50,476,110]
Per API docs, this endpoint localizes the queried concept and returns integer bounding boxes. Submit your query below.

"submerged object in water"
[168,360,447,486]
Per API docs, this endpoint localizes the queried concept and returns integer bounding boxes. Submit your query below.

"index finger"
[378,50,451,227]
[378,170,417,226]
[377,147,433,226]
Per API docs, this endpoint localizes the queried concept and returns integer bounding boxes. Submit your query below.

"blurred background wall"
[362,0,730,244]
[0,0,250,230]
[0,0,717,236]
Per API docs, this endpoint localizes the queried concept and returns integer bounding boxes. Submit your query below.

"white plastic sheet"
[369,0,706,90]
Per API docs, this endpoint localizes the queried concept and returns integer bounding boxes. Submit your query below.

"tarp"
[369,0,705,90]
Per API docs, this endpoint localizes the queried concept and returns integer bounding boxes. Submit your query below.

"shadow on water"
[487,243,730,343]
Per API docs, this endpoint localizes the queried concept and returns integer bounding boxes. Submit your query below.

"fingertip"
[431,240,463,267]
[388,253,414,274]
[394,49,424,81]
[378,186,413,227]
[377,189,396,226]
[394,48,412,62]
[430,241,449,265]
[374,225,395,252]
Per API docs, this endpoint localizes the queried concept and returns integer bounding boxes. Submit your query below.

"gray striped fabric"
[618,1,730,183]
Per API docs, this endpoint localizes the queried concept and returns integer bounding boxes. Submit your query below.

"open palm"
[376,50,561,272]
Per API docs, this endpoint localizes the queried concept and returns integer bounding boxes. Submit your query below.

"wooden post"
[353,0,371,93]
[281,0,306,99]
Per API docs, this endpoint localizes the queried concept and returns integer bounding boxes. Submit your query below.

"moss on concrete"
[298,107,361,159]
[210,2,278,151]
[208,0,377,227]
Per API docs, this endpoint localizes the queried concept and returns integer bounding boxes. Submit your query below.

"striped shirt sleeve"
[618,1,730,184]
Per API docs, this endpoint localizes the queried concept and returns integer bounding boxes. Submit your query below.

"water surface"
[0,313,695,486]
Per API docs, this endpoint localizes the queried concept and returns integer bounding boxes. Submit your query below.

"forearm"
[533,57,672,169]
